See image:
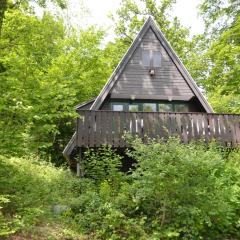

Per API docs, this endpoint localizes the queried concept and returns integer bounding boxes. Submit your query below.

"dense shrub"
[0,155,87,237]
[1,140,240,239]
[66,138,240,239]
[125,138,240,238]
[83,146,125,186]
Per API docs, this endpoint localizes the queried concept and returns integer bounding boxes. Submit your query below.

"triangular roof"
[91,17,213,113]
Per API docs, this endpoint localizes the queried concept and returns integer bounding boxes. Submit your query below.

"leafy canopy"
[0,8,113,162]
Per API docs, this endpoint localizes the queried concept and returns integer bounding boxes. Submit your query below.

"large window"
[111,101,189,112]
[143,103,157,112]
[158,103,173,112]
[174,103,188,112]
[112,104,124,111]
[129,104,139,112]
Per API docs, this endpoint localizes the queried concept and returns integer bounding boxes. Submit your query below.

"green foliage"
[83,146,124,185]
[197,4,240,113]
[209,88,240,113]
[64,139,240,239]
[204,16,240,99]
[0,195,22,237]
[0,0,67,35]
[126,138,236,238]
[199,0,239,34]
[0,9,113,162]
[2,141,240,239]
[0,155,85,237]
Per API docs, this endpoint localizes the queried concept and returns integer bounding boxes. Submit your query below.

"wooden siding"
[76,111,240,148]
[110,28,194,100]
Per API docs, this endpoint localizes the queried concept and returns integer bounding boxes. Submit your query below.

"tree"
[197,0,240,113]
[0,0,8,35]
[204,17,240,113]
[199,0,240,35]
[0,8,112,163]
[0,9,65,156]
[0,0,67,35]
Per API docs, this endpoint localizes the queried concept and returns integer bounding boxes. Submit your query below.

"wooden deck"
[76,110,240,148]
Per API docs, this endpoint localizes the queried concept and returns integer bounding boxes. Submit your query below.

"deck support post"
[77,147,84,177]
[76,163,80,177]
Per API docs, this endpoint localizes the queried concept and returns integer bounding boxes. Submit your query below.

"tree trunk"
[0,0,7,35]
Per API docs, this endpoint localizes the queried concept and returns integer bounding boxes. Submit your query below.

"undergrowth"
[0,155,87,239]
[1,138,240,239]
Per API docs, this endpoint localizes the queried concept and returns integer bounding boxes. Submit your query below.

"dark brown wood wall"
[110,28,194,101]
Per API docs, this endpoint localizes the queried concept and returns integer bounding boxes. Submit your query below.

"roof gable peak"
[91,16,213,113]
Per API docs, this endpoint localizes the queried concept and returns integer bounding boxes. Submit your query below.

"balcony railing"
[76,110,240,148]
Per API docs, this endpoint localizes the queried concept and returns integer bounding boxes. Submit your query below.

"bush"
[66,138,240,239]
[83,146,124,186]
[0,195,22,237]
[125,138,238,238]
[2,140,240,239]
[0,155,86,237]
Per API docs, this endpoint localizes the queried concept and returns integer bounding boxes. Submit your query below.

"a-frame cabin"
[63,17,240,166]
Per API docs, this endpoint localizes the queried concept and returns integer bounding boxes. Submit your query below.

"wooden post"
[76,163,80,177]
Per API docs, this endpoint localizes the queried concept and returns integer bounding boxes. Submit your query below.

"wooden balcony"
[76,110,240,148]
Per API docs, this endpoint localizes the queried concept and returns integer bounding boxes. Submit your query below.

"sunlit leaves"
[0,9,113,162]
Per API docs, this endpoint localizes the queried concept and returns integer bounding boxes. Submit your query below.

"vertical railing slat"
[119,112,125,147]
[95,111,101,147]
[89,111,94,147]
[235,115,240,145]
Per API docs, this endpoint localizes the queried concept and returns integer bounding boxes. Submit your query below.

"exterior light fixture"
[131,95,136,100]
[149,69,155,76]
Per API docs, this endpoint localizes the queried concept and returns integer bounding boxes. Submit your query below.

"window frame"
[142,103,157,112]
[153,51,161,68]
[129,104,140,112]
[111,102,127,111]
[158,103,173,112]
[141,49,151,67]
[141,49,162,68]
